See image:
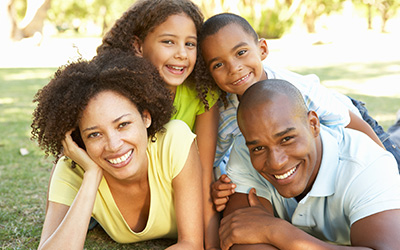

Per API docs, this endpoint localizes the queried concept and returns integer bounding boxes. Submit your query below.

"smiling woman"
[31,49,203,250]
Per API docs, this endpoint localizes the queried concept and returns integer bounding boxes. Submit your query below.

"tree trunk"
[0,0,15,42]
[367,3,372,29]
[19,0,51,39]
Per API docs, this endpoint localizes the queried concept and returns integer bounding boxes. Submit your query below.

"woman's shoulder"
[159,120,195,142]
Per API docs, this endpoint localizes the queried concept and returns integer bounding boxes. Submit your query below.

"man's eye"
[253,146,264,152]
[282,136,293,143]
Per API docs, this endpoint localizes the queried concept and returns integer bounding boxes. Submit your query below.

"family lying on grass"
[31,0,400,249]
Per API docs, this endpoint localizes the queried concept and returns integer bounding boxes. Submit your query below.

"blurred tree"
[375,0,399,32]
[48,0,132,35]
[194,0,299,38]
[356,0,399,32]
[300,0,346,33]
[2,0,51,42]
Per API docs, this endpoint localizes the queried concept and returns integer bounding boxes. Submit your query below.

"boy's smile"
[201,23,268,96]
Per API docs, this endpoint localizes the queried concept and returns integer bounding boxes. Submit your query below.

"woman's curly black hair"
[31,49,174,159]
[96,0,219,111]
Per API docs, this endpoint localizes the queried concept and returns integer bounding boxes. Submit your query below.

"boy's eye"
[212,62,223,70]
[237,49,247,56]
[88,132,100,139]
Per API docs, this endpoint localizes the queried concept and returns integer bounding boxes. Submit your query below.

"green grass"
[290,60,400,130]
[0,61,398,249]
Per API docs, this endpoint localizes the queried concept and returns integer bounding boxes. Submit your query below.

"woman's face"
[79,90,151,182]
[137,13,197,93]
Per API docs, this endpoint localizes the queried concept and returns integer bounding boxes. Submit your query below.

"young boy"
[197,13,400,211]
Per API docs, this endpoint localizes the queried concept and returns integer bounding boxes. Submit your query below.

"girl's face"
[79,90,151,182]
[136,13,197,93]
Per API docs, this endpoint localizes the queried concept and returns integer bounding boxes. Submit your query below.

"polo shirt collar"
[308,126,340,197]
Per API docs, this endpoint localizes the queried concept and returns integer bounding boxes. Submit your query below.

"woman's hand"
[62,130,102,174]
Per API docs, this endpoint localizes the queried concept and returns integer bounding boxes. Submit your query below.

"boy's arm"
[346,110,384,148]
[195,104,220,250]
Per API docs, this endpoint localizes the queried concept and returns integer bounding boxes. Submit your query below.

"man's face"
[238,95,322,199]
[201,24,268,96]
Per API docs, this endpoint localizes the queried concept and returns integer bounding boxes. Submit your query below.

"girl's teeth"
[108,150,132,164]
[274,167,296,180]
[169,66,184,71]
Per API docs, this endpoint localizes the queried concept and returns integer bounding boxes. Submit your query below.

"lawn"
[1,34,399,249]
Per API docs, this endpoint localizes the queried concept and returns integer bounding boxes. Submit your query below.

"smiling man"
[219,79,400,250]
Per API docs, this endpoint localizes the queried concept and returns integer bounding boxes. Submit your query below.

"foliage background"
[1,0,400,249]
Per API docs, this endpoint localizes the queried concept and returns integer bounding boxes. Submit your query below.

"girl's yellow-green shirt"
[171,82,218,131]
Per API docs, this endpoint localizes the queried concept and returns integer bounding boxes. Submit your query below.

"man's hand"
[212,174,236,212]
[219,189,276,250]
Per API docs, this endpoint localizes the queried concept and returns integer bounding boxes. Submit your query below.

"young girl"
[32,50,203,249]
[97,1,220,248]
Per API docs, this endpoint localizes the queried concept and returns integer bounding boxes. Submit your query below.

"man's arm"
[221,189,400,250]
[220,190,278,250]
[351,209,400,249]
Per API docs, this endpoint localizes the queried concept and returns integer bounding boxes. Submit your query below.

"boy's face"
[238,95,322,199]
[201,24,268,96]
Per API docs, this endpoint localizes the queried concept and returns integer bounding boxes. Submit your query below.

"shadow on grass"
[86,226,175,249]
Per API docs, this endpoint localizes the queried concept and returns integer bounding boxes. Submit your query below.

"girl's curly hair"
[97,0,219,111]
[31,49,174,159]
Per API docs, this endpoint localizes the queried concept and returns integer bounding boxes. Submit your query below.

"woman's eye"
[118,122,130,128]
[186,41,196,47]
[88,132,100,138]
[238,50,247,56]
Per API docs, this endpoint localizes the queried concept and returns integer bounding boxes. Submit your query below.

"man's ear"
[132,36,144,57]
[142,110,152,128]
[258,38,269,61]
[308,111,320,137]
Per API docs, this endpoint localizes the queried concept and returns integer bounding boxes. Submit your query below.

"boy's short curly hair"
[31,49,174,158]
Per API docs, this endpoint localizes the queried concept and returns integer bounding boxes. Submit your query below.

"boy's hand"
[212,174,236,212]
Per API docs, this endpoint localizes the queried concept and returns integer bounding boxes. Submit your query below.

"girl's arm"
[38,131,103,250]
[195,104,220,250]
[346,111,384,148]
[168,141,204,250]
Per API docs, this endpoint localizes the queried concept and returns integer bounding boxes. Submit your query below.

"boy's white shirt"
[214,61,361,170]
